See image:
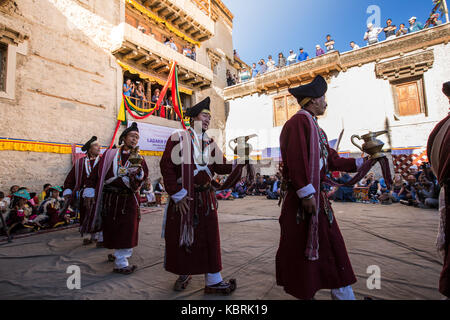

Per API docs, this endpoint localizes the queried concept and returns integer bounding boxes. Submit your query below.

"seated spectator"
[364,23,383,45]
[216,189,233,200]
[350,41,360,50]
[251,63,259,78]
[383,18,397,40]
[297,48,309,62]
[396,23,408,37]
[0,191,10,231]
[191,46,196,61]
[226,70,236,86]
[259,59,268,74]
[153,177,165,206]
[8,185,20,201]
[249,176,267,196]
[266,55,276,72]
[315,44,325,56]
[7,189,34,233]
[332,173,355,202]
[415,174,439,209]
[325,34,335,52]
[34,186,67,228]
[399,175,417,205]
[123,79,135,97]
[408,17,424,33]
[409,165,421,180]
[141,180,156,207]
[408,17,423,33]
[266,176,281,200]
[278,52,287,68]
[391,174,405,202]
[287,50,297,65]
[38,184,51,203]
[182,46,192,58]
[233,177,248,198]
[240,67,251,82]
[427,13,442,27]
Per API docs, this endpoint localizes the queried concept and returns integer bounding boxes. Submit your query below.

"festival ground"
[0,197,444,300]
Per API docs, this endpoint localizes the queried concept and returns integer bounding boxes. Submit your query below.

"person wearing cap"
[6,189,33,233]
[427,81,450,299]
[287,49,297,65]
[297,48,309,62]
[160,97,243,294]
[83,122,149,275]
[315,44,325,57]
[32,186,66,228]
[276,75,369,300]
[63,136,103,246]
[364,23,383,45]
[408,16,424,33]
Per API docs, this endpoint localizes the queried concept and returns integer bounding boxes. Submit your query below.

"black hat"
[288,75,328,106]
[185,97,210,118]
[119,122,139,144]
[81,136,98,152]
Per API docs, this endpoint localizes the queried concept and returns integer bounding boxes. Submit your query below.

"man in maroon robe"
[63,136,102,246]
[160,97,237,294]
[84,122,149,274]
[276,75,367,300]
[427,81,450,299]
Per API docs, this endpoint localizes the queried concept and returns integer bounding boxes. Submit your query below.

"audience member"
[259,59,268,74]
[408,16,424,33]
[364,23,383,45]
[227,69,236,86]
[396,23,408,37]
[240,67,251,82]
[427,13,442,27]
[191,46,197,61]
[287,50,297,65]
[315,44,325,56]
[383,18,397,40]
[391,174,405,202]
[38,184,51,203]
[123,79,135,97]
[182,46,192,58]
[266,55,276,72]
[297,48,309,61]
[399,175,417,205]
[350,41,360,50]
[251,63,259,78]
[278,52,287,68]
[325,34,335,52]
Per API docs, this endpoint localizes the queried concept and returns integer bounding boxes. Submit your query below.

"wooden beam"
[185,26,194,33]
[165,12,175,20]
[143,0,153,6]
[191,30,200,37]
[150,1,161,9]
[136,55,152,65]
[178,21,188,29]
[171,16,180,24]
[157,7,167,15]
[123,50,138,60]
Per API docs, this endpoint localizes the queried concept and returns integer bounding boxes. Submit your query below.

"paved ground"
[0,197,445,300]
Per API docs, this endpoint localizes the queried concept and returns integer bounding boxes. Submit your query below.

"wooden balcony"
[112,23,213,90]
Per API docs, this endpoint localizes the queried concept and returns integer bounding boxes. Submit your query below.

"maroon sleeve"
[85,157,102,189]
[63,165,76,191]
[327,147,357,173]
[280,114,311,192]
[160,137,182,196]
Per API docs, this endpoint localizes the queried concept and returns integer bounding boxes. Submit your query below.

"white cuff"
[171,188,187,203]
[356,158,364,170]
[63,189,72,197]
[297,184,316,199]
[83,188,95,198]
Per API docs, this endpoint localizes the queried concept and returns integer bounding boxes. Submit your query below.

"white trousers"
[204,272,223,286]
[331,285,356,300]
[114,248,133,268]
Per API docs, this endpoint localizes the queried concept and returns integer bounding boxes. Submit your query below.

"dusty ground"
[0,197,445,300]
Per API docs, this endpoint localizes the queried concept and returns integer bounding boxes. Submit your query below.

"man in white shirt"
[364,23,383,46]
[287,50,297,65]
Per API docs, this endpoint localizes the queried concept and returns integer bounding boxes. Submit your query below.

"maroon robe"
[85,148,148,249]
[276,113,358,300]
[160,134,233,275]
[427,114,450,298]
[63,156,98,229]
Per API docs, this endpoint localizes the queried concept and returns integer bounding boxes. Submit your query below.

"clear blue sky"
[225,0,438,64]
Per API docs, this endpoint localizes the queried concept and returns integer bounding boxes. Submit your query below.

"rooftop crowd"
[227,14,445,87]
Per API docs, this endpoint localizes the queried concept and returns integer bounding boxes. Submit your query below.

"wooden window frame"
[390,75,428,118]
[273,93,300,127]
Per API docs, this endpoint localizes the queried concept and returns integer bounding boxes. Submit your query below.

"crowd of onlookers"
[163,36,197,61]
[328,163,439,209]
[227,14,445,86]
[215,173,282,201]
[0,184,77,237]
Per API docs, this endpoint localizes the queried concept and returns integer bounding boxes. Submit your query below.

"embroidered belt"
[194,183,211,192]
[103,186,132,195]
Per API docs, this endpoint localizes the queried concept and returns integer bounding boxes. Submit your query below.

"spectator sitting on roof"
[315,44,325,56]
[364,23,383,45]
[350,41,360,50]
[408,16,424,33]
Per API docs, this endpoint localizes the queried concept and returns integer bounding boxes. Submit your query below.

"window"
[273,94,300,127]
[0,42,6,92]
[391,76,427,117]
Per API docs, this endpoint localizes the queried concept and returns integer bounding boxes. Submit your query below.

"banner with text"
[128,121,177,152]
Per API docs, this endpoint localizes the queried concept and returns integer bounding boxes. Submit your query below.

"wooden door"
[274,97,287,127]
[396,82,421,116]
[286,95,299,119]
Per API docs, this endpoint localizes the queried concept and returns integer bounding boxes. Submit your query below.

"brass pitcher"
[228,134,257,161]
[128,146,143,168]
[351,130,388,159]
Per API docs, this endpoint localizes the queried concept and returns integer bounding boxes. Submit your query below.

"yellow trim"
[118,60,193,95]
[140,150,164,157]
[126,0,201,47]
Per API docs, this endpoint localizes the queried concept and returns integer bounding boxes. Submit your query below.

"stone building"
[0,0,238,191]
[224,24,450,176]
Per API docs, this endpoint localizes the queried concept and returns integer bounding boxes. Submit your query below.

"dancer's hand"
[302,196,316,216]
[177,196,192,215]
